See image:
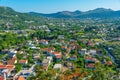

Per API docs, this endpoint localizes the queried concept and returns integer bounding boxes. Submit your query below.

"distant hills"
[0,6,120,30]
[0,6,47,30]
[0,6,120,19]
[29,8,120,18]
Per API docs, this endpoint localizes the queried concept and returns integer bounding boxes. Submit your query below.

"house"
[65,62,74,69]
[70,44,77,50]
[105,61,112,65]
[17,76,25,80]
[85,56,99,63]
[61,46,67,50]
[79,48,87,55]
[42,59,51,71]
[7,59,17,65]
[47,56,53,62]
[0,65,15,71]
[42,59,51,66]
[9,49,17,54]
[0,76,4,80]
[33,53,40,60]
[40,39,48,45]
[56,55,62,60]
[19,60,28,65]
[85,63,95,69]
[40,48,54,55]
[53,64,62,71]
[89,49,97,56]
[34,37,38,42]
[51,52,61,58]
[66,48,71,53]
[70,55,77,60]
[87,41,94,46]
[18,50,24,54]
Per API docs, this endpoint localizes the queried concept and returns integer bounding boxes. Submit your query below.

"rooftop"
[54,64,62,69]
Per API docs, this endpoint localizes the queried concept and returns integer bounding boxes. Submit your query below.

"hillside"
[0,6,120,30]
[0,6,47,30]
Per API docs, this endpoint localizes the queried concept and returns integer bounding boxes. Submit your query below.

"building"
[0,76,4,80]
[33,53,40,60]
[53,64,62,71]
[85,63,95,69]
[17,76,25,80]
[89,49,97,56]
[7,59,17,65]
[47,56,53,61]
[19,60,28,65]
[42,59,51,71]
[40,39,48,45]
[42,59,51,67]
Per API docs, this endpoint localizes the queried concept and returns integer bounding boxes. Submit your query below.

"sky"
[0,0,120,13]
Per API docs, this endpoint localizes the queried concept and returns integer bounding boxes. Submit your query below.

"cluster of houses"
[0,49,30,80]
[0,34,114,80]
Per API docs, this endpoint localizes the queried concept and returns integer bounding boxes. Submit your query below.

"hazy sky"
[0,0,120,13]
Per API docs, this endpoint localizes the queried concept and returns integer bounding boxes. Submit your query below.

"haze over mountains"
[0,6,120,19]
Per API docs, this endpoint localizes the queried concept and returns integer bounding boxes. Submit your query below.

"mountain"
[29,10,82,18]
[29,8,120,18]
[0,6,47,30]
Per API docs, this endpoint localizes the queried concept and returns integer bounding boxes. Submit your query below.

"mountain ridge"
[29,8,120,18]
[0,6,120,19]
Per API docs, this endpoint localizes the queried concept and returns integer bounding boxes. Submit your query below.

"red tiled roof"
[6,65,15,69]
[0,65,15,69]
[0,65,6,69]
[0,76,4,80]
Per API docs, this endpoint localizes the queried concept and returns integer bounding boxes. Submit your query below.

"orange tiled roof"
[0,65,15,69]
[56,55,62,58]
[6,65,15,69]
[19,60,27,64]
[40,48,54,52]
[7,59,16,64]
[52,52,60,55]
[0,65,6,69]
[106,61,112,65]
[61,46,67,49]
[18,76,25,80]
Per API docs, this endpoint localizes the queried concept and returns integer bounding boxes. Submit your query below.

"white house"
[53,64,62,71]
